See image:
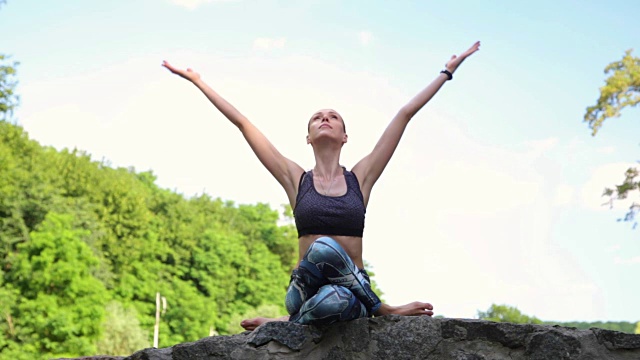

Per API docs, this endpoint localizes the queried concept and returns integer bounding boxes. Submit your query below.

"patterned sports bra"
[293,167,366,238]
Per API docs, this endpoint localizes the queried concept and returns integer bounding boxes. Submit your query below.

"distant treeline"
[541,321,636,334]
[477,304,638,334]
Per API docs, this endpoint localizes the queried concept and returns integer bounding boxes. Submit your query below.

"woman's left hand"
[162,60,202,83]
[445,41,481,73]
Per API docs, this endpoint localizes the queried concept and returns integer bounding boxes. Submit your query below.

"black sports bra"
[293,167,366,238]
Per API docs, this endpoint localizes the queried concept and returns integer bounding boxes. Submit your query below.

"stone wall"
[60,315,640,360]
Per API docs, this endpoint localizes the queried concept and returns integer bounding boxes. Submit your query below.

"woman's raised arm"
[352,41,480,204]
[162,61,304,206]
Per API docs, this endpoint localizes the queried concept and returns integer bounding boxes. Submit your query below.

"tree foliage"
[585,50,640,224]
[585,49,640,136]
[602,167,640,225]
[4,213,109,358]
[0,120,305,357]
[96,301,150,356]
[478,304,637,334]
[477,304,542,324]
[0,54,19,120]
[543,320,637,334]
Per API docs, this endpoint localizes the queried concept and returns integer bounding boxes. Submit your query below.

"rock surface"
[60,316,640,360]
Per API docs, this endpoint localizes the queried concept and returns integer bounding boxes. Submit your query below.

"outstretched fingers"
[446,41,481,72]
[162,60,178,73]
[463,41,481,57]
[161,60,200,82]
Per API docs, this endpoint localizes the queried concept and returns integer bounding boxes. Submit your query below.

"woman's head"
[306,109,348,147]
[307,109,346,133]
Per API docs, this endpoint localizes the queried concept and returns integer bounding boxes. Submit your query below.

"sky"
[1,0,639,323]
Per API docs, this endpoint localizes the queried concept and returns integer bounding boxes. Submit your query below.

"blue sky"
[2,0,639,323]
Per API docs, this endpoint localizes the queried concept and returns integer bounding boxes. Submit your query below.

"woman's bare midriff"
[297,234,364,269]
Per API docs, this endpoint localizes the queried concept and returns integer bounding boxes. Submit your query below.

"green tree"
[95,301,150,356]
[542,320,636,333]
[363,260,384,301]
[3,213,109,359]
[0,274,18,354]
[585,49,640,136]
[477,304,542,324]
[584,50,640,223]
[0,54,19,120]
[636,321,640,334]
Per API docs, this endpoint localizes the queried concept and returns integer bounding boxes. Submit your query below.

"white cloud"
[614,256,640,265]
[253,37,286,50]
[358,31,373,46]
[553,184,575,206]
[597,146,616,154]
[607,244,622,252]
[360,119,601,320]
[525,137,558,156]
[168,0,236,10]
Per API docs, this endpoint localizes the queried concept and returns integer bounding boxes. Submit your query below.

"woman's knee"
[285,281,303,315]
[315,236,340,247]
[315,284,351,300]
[305,236,349,262]
[304,285,365,319]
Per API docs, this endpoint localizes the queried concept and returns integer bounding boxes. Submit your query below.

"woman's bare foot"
[240,315,290,331]
[374,302,434,317]
[240,301,432,330]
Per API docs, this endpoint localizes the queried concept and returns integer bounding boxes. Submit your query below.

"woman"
[163,41,480,330]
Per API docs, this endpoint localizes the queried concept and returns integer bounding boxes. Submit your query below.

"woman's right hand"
[162,60,201,83]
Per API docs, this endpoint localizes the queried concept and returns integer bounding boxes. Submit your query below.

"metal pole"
[153,292,160,348]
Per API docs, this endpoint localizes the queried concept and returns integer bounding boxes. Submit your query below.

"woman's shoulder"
[343,167,359,180]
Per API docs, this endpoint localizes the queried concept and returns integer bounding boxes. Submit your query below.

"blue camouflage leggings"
[285,237,382,325]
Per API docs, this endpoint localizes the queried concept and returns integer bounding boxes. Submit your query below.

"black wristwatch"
[440,69,453,80]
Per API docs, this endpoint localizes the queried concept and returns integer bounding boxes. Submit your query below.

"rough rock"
[59,316,640,360]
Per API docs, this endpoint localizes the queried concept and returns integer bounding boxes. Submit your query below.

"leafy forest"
[0,114,304,358]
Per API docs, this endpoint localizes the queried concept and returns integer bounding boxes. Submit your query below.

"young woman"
[163,41,480,330]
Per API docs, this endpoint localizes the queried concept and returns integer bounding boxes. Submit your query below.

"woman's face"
[306,109,348,147]
[307,109,346,135]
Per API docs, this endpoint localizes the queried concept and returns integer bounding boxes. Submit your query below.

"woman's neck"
[312,147,343,180]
